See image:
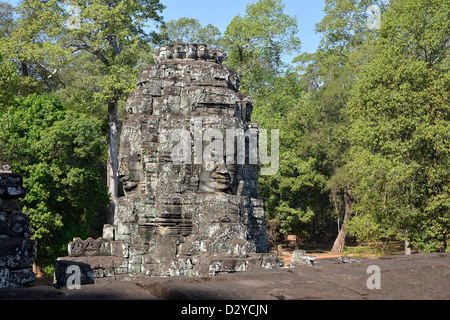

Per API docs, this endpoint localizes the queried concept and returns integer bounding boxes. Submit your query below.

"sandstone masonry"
[0,163,36,288]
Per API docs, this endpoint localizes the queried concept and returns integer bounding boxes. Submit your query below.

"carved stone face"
[118,154,144,195]
[199,162,236,193]
[187,45,197,59]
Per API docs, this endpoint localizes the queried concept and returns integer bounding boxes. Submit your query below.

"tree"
[0,51,18,111]
[53,50,106,120]
[61,0,165,224]
[0,2,15,38]
[0,94,109,271]
[222,0,301,94]
[8,0,166,224]
[327,168,353,253]
[315,0,387,55]
[255,72,330,245]
[297,0,386,252]
[160,18,222,48]
[345,0,450,253]
[4,0,69,95]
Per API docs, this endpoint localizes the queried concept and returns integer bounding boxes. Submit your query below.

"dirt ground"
[1,252,449,301]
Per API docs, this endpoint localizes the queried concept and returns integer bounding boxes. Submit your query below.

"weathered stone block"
[8,268,37,288]
[0,211,31,238]
[0,238,35,269]
[103,224,115,241]
[290,250,316,267]
[0,268,9,288]
[128,263,142,275]
[0,174,26,198]
[142,254,158,264]
[111,241,129,258]
[199,255,248,276]
[0,163,12,173]
[129,245,144,264]
[168,258,193,276]
[68,237,112,257]
[53,260,95,288]
[0,198,21,214]
[0,168,36,288]
[141,263,160,276]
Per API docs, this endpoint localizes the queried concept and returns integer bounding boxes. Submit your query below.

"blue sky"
[160,0,326,56]
[6,0,326,61]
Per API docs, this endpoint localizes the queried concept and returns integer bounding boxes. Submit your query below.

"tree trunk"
[295,235,299,250]
[21,62,28,77]
[331,187,352,254]
[277,245,283,256]
[106,98,119,225]
[444,233,447,252]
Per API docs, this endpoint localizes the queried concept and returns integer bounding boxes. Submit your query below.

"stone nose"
[216,164,229,175]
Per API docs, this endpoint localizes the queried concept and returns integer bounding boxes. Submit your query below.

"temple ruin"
[55,44,282,283]
[0,163,36,288]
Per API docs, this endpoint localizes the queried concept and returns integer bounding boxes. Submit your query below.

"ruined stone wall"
[0,163,36,288]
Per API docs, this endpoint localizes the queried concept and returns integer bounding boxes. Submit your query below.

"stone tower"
[56,44,282,281]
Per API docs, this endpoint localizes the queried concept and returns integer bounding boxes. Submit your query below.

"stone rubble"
[289,250,316,267]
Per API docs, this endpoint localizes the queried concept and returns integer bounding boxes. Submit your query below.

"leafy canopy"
[160,18,222,48]
[345,0,450,252]
[0,94,109,267]
[222,0,301,93]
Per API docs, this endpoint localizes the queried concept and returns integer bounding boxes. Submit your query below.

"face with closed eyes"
[199,162,236,193]
[118,153,144,195]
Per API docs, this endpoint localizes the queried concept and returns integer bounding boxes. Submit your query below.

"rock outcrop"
[0,163,36,288]
[56,44,282,283]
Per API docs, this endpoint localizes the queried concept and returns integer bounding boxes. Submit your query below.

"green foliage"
[0,2,14,38]
[345,0,450,252]
[255,0,449,253]
[222,0,301,94]
[5,0,69,94]
[315,0,385,51]
[160,18,222,48]
[54,51,106,120]
[254,71,331,241]
[0,52,18,111]
[2,0,164,111]
[0,94,109,267]
[60,0,165,102]
[0,0,447,260]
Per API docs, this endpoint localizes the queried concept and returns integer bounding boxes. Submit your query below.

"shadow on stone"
[53,260,95,289]
[0,164,36,288]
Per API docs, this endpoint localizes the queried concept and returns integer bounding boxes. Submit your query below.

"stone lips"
[55,44,282,283]
[0,165,36,288]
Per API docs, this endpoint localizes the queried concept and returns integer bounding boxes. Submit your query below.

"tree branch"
[106,34,123,56]
[67,42,110,66]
